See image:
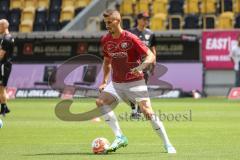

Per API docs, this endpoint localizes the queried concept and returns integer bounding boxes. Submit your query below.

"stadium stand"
[5,0,92,32]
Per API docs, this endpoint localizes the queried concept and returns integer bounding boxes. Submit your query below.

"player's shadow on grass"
[24,151,164,156]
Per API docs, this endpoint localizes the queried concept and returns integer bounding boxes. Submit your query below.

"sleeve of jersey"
[100,36,110,58]
[132,35,149,56]
[2,37,14,52]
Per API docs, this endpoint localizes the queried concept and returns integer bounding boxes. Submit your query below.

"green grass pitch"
[0,98,240,160]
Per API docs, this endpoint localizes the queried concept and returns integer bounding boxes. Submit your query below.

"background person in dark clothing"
[129,12,157,119]
[0,19,14,116]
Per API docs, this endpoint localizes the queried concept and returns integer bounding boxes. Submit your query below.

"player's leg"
[0,86,10,116]
[0,64,11,116]
[96,82,128,152]
[137,99,176,153]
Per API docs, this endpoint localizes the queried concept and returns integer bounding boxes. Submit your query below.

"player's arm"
[0,50,6,60]
[131,48,155,74]
[99,57,111,91]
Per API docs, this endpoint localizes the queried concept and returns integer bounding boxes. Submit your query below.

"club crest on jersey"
[119,40,132,51]
[145,34,150,40]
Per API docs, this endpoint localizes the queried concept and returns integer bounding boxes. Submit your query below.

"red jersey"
[101,30,148,83]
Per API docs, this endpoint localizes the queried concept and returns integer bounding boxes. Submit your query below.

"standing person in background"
[0,19,14,116]
[230,34,240,87]
[129,12,157,119]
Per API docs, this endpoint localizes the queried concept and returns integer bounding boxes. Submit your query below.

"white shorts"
[103,80,150,105]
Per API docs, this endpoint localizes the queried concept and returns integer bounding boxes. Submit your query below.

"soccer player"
[129,12,156,119]
[97,9,176,153]
[0,19,14,116]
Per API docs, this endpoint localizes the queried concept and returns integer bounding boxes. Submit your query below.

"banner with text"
[202,31,240,69]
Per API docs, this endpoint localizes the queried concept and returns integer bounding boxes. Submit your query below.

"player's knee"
[95,98,105,107]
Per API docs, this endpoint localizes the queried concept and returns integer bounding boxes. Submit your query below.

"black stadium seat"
[50,0,62,12]
[0,0,10,13]
[8,8,21,31]
[33,8,48,31]
[168,0,184,15]
[47,12,60,31]
[235,14,240,28]
[184,14,200,29]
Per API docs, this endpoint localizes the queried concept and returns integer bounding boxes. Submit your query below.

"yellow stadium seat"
[60,6,75,22]
[75,0,91,8]
[234,0,240,13]
[120,0,136,15]
[168,15,183,29]
[136,0,151,14]
[201,0,217,14]
[37,0,50,9]
[152,0,168,15]
[62,0,75,8]
[20,20,33,32]
[150,13,167,31]
[24,0,37,9]
[217,12,234,29]
[21,8,35,21]
[184,0,199,14]
[10,0,23,9]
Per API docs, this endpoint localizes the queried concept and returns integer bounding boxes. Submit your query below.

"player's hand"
[99,83,107,92]
[131,67,143,76]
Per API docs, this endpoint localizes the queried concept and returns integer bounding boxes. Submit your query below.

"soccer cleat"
[106,135,128,153]
[165,144,177,154]
[0,105,10,116]
[130,112,142,120]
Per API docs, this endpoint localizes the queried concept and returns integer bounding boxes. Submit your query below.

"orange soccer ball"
[91,137,110,154]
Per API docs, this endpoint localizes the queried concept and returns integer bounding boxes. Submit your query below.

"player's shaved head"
[103,9,121,21]
[0,19,9,28]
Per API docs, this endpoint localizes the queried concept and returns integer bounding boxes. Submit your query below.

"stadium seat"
[8,8,21,31]
[10,0,23,9]
[37,0,50,9]
[75,0,91,15]
[20,20,33,32]
[234,14,240,28]
[184,14,200,29]
[220,0,233,13]
[47,11,60,31]
[150,13,167,31]
[217,12,234,29]
[34,66,57,86]
[201,0,217,14]
[136,0,151,14]
[74,65,97,86]
[122,16,134,30]
[50,0,62,12]
[60,6,74,22]
[62,0,75,8]
[152,0,168,15]
[184,0,200,14]
[23,0,37,9]
[0,12,8,19]
[233,0,240,13]
[168,15,183,29]
[21,8,35,21]
[0,0,10,13]
[33,8,48,31]
[168,0,184,15]
[120,0,136,15]
[203,15,216,29]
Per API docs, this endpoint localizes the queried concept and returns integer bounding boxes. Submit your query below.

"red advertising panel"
[202,31,240,69]
[228,87,240,100]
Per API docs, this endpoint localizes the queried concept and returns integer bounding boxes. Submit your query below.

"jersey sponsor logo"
[103,41,118,53]
[108,51,128,58]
